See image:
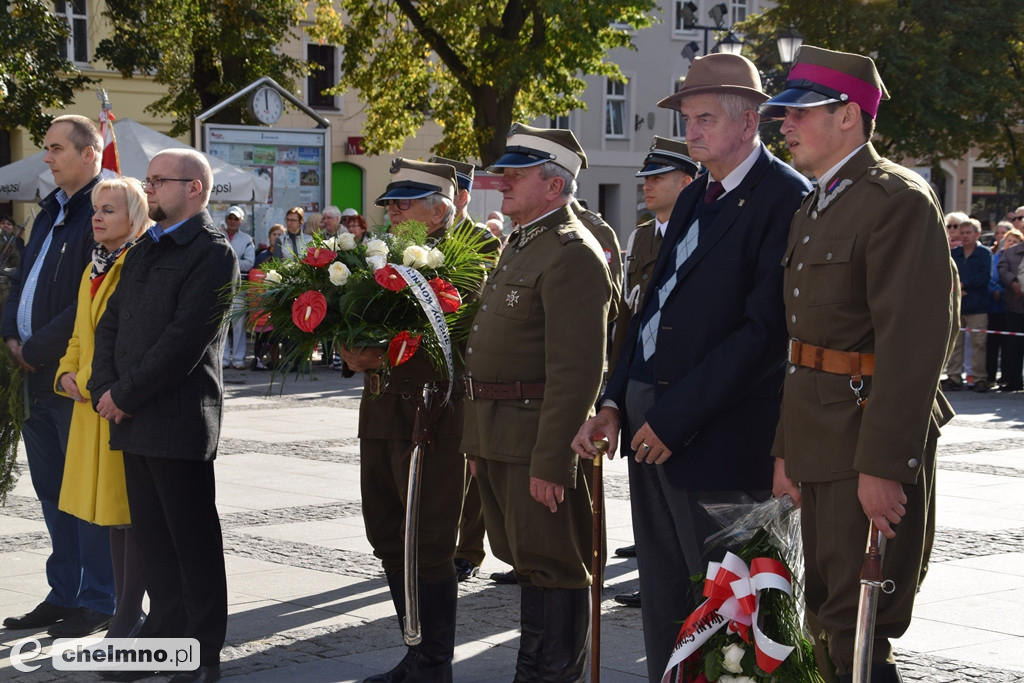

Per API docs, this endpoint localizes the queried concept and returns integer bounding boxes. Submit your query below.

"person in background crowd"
[943,218,992,392]
[987,220,1015,388]
[1012,205,1024,236]
[763,45,957,683]
[573,54,810,682]
[56,177,150,640]
[945,211,968,250]
[304,211,323,236]
[465,124,613,681]
[322,206,342,237]
[274,206,313,259]
[255,224,284,268]
[609,135,699,610]
[0,214,25,320]
[221,205,255,371]
[340,159,469,683]
[2,115,116,638]
[997,222,1024,391]
[342,209,369,243]
[90,148,238,683]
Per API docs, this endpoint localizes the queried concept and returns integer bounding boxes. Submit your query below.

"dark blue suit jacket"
[604,144,812,490]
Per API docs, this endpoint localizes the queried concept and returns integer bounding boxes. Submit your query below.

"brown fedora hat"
[657,53,768,110]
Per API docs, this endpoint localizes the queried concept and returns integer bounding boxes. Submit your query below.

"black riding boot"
[364,573,416,683]
[536,588,590,683]
[402,575,457,683]
[513,585,545,682]
[839,663,904,683]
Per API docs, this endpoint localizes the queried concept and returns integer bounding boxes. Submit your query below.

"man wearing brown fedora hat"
[573,53,811,682]
[762,46,957,683]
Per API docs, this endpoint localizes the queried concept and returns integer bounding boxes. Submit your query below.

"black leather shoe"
[3,601,79,630]
[614,544,636,558]
[613,591,641,607]
[490,569,518,585]
[169,664,221,683]
[47,608,113,638]
[454,558,480,582]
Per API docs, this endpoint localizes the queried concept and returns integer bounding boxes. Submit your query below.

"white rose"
[426,248,445,268]
[721,643,745,674]
[328,262,351,286]
[719,675,756,683]
[403,245,430,268]
[337,232,357,251]
[365,238,388,257]
[264,269,282,284]
[366,254,387,271]
[322,236,339,251]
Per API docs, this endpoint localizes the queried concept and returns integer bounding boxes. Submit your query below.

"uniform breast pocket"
[807,237,855,305]
[495,270,540,322]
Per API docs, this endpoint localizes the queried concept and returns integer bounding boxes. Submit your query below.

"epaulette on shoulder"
[556,224,584,245]
[866,159,925,197]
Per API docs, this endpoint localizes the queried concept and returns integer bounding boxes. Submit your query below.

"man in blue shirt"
[2,115,115,637]
[943,218,992,392]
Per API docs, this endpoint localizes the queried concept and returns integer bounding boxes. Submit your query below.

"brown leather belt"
[788,339,875,378]
[464,378,545,401]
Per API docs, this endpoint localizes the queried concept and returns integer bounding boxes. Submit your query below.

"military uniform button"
[482,304,488,311]
[502,265,508,271]
[793,288,800,297]
[518,277,525,283]
[811,211,818,219]
[907,458,919,468]
[802,235,810,244]
[797,262,803,271]
[467,347,473,354]
[524,399,530,404]
[788,365,796,374]
[826,252,833,261]
[491,284,497,290]
[473,324,479,331]
[791,314,797,324]
[870,169,878,176]
[642,273,648,280]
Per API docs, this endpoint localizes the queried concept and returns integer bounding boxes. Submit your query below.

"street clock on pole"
[248,86,284,125]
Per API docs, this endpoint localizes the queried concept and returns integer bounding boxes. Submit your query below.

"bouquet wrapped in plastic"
[663,495,824,683]
[238,219,494,389]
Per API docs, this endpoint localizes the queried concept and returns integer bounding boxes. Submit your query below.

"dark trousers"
[454,465,486,566]
[123,453,227,666]
[625,380,767,683]
[1001,312,1024,389]
[22,392,114,613]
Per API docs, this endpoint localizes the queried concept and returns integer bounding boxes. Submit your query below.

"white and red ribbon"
[391,264,454,403]
[661,551,796,683]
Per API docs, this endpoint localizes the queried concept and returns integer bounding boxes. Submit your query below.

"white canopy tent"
[0,118,270,204]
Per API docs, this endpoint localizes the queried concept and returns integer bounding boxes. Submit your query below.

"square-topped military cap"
[636,136,699,178]
[487,122,587,178]
[375,158,457,207]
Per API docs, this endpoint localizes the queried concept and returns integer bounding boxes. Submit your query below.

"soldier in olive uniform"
[609,136,697,608]
[462,124,612,682]
[571,200,621,326]
[761,47,958,683]
[429,155,501,583]
[340,159,467,683]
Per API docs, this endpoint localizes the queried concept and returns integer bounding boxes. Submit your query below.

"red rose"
[374,265,407,292]
[291,290,327,333]
[388,331,422,366]
[302,246,337,267]
[428,277,461,313]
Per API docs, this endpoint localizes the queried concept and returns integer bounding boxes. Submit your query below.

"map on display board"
[205,124,330,244]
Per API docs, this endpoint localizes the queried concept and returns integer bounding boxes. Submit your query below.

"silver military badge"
[506,290,520,307]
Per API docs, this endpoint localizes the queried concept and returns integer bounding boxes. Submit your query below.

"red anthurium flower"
[374,264,408,292]
[302,246,337,267]
[291,290,327,333]
[388,331,422,366]
[428,277,461,313]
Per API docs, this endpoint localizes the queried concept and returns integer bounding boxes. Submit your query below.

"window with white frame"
[307,43,340,110]
[670,76,687,139]
[548,114,571,130]
[605,78,628,139]
[54,0,88,64]
[672,1,696,34]
[731,0,748,23]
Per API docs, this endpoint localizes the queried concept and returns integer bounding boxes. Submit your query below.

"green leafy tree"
[309,0,657,165]
[95,0,311,138]
[1,0,96,144]
[738,0,1024,182]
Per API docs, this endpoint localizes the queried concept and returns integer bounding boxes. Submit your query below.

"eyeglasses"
[382,199,413,210]
[142,177,194,190]
[946,224,959,229]
[1014,215,1024,221]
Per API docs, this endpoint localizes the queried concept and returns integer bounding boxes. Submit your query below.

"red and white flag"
[98,105,120,176]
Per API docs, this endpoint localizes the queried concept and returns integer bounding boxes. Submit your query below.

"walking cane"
[851,522,895,682]
[403,383,434,646]
[590,432,609,683]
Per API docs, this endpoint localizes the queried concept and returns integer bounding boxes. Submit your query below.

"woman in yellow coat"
[56,176,149,638]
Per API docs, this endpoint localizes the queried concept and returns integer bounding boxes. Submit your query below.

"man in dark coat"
[2,115,115,637]
[90,148,238,683]
[572,54,811,682]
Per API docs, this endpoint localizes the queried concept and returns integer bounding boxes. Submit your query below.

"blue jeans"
[21,391,114,614]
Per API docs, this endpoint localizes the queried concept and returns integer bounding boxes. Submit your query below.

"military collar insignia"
[816,177,852,214]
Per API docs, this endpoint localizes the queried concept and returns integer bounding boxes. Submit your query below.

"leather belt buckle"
[367,372,383,395]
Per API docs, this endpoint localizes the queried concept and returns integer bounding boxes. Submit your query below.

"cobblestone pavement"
[2,369,1023,681]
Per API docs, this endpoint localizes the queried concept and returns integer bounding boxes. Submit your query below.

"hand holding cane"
[852,521,895,682]
[590,431,609,683]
